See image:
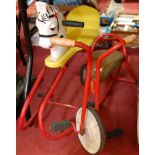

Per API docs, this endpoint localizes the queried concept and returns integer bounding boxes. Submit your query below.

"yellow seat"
[45,5,100,68]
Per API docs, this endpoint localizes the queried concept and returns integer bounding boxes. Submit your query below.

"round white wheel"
[76,107,106,154]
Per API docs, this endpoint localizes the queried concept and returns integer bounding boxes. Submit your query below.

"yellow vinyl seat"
[45,5,100,68]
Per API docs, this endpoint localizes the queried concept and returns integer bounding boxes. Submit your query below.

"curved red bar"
[90,33,137,111]
[19,66,46,130]
[37,41,92,139]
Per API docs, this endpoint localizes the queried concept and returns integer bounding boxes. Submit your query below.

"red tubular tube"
[115,77,137,84]
[90,33,126,111]
[38,42,92,138]
[38,67,74,140]
[95,42,123,112]
[91,33,125,52]
[101,65,122,105]
[121,45,137,82]
[75,42,92,131]
[47,101,78,109]
[19,66,46,130]
[91,33,137,111]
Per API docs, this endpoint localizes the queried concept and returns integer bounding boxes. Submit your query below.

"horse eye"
[49,14,55,18]
[50,27,56,31]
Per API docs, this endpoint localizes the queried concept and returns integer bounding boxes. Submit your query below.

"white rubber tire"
[76,107,105,154]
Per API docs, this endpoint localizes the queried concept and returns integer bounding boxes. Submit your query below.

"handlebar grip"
[51,37,75,47]
[123,34,137,44]
[62,20,84,28]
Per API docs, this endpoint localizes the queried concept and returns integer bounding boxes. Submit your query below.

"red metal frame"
[47,100,79,109]
[100,65,122,106]
[19,41,92,139]
[19,33,137,140]
[19,66,46,130]
[75,42,92,132]
[91,33,137,112]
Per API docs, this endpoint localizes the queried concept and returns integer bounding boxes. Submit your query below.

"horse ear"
[35,1,48,13]
[44,3,58,16]
[46,4,53,15]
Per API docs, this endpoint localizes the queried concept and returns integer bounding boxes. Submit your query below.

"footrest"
[106,128,123,138]
[51,120,71,132]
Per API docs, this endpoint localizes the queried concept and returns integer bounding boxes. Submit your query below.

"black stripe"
[39,34,57,38]
[49,14,55,18]
[46,13,50,20]
[38,18,46,24]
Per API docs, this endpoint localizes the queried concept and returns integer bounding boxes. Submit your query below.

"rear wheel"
[76,107,106,154]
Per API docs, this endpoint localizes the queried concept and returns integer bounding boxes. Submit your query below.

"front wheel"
[76,107,106,154]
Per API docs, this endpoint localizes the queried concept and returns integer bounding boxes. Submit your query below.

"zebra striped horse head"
[36,1,67,48]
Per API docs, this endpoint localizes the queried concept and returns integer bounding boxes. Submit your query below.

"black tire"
[76,107,106,154]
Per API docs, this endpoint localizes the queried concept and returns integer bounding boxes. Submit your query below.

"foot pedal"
[106,128,123,139]
[51,120,71,132]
